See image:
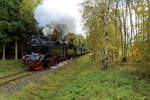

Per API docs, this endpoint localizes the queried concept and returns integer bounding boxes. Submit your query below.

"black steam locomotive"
[23,35,87,70]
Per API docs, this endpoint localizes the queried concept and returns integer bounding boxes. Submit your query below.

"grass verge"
[0,60,26,76]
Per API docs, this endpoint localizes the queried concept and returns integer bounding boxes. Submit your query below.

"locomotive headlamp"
[35,56,40,60]
[22,56,25,59]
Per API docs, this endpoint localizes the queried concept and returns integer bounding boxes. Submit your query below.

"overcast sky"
[34,0,84,35]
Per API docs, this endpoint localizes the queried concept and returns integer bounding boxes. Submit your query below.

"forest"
[83,0,150,74]
[0,0,149,73]
[0,0,150,99]
[0,0,149,72]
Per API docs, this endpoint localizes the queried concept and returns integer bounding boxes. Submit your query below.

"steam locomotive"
[22,35,87,70]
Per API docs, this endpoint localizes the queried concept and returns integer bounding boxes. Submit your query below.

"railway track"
[0,60,71,87]
[0,74,31,87]
[0,70,35,87]
[0,68,52,87]
[0,71,27,79]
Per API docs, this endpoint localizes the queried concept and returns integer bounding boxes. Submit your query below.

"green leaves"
[0,0,21,40]
[0,0,41,41]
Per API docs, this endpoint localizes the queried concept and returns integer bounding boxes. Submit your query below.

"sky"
[34,0,84,35]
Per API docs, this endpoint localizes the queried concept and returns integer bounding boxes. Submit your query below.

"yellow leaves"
[129,47,140,57]
[96,43,101,49]
[19,0,40,21]
[108,43,118,50]
[64,33,86,46]
[67,33,76,39]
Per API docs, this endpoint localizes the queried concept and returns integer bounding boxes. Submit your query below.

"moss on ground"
[1,55,150,100]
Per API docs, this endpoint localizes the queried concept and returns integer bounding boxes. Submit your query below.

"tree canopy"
[0,0,41,41]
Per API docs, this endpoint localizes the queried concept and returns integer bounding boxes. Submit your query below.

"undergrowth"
[1,54,150,100]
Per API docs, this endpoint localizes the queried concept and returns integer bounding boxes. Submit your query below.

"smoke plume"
[34,0,83,36]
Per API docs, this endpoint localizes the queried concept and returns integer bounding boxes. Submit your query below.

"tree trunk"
[15,40,18,60]
[103,16,109,68]
[129,3,134,47]
[2,42,6,60]
[122,3,128,61]
[93,49,96,60]
[104,29,109,68]
[21,43,24,57]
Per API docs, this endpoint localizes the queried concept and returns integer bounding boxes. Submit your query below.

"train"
[22,35,88,70]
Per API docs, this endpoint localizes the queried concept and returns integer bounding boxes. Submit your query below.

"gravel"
[0,60,72,95]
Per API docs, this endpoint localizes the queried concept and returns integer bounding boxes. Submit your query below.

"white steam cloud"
[34,0,83,34]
